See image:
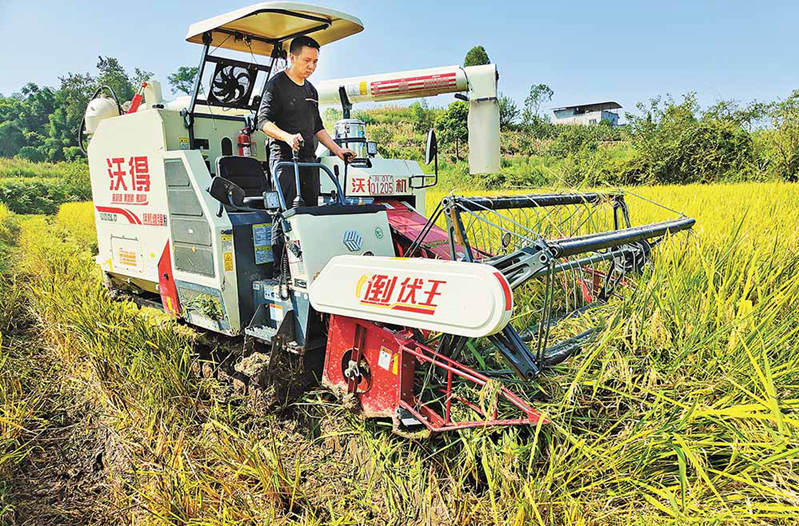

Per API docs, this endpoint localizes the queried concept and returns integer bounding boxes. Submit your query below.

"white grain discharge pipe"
[317,64,501,174]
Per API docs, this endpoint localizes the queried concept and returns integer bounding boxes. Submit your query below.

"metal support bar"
[186,38,211,148]
[443,199,475,261]
[549,217,695,258]
[451,193,622,211]
[488,326,541,379]
[272,161,346,210]
[486,244,551,289]
[540,328,598,367]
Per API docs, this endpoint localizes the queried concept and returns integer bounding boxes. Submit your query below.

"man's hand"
[315,129,356,161]
[336,147,356,162]
[285,133,304,151]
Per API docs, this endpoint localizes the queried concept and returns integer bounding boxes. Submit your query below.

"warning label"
[118,249,137,267]
[269,303,284,322]
[221,233,234,271]
[252,223,273,265]
[378,347,392,371]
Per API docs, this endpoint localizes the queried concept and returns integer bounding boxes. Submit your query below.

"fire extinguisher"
[238,128,252,156]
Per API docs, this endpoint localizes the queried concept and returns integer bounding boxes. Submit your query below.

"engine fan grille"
[207,64,257,108]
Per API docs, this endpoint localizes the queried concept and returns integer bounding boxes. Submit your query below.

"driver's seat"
[215,156,271,197]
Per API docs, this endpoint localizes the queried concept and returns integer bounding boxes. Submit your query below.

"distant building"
[552,101,621,126]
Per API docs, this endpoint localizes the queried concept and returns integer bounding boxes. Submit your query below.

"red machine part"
[127,82,147,113]
[576,268,605,303]
[237,128,252,156]
[323,314,545,433]
[157,241,181,316]
[383,200,457,259]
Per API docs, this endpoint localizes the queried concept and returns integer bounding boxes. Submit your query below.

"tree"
[435,101,469,160]
[409,100,433,133]
[704,98,770,132]
[498,93,519,130]
[522,83,554,126]
[54,72,96,160]
[769,90,799,181]
[464,45,490,67]
[0,121,25,157]
[168,66,199,95]
[131,67,154,89]
[96,56,135,101]
[17,83,56,135]
[45,105,72,161]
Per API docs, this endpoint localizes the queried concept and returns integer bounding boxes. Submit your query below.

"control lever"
[292,137,305,208]
[342,151,355,201]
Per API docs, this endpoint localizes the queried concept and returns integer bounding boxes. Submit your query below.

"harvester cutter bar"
[399,341,546,431]
[323,315,544,434]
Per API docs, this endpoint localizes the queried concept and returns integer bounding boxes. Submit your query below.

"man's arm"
[316,129,354,161]
[263,121,302,151]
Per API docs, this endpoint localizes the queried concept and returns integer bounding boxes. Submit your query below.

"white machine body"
[284,209,395,290]
[84,2,503,342]
[309,255,514,337]
[318,156,424,200]
[84,96,120,134]
[87,103,271,334]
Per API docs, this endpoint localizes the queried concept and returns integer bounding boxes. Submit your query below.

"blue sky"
[1,0,797,117]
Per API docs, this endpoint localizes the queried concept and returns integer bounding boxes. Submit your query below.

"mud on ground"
[0,332,116,526]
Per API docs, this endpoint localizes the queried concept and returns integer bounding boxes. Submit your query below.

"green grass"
[0,182,798,523]
[0,158,88,179]
[0,204,18,273]
[0,159,91,214]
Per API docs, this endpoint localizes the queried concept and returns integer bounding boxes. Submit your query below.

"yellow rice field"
[1,181,798,524]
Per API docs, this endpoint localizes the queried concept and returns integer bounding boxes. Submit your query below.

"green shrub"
[627,93,759,184]
[17,147,45,163]
[0,158,88,179]
[0,177,91,215]
[0,159,90,214]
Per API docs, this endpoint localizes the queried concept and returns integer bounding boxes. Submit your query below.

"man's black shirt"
[257,71,324,159]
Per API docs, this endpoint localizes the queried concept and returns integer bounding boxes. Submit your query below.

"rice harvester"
[81,2,695,434]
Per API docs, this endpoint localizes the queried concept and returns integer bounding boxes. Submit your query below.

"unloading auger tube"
[317,64,500,174]
[403,191,695,380]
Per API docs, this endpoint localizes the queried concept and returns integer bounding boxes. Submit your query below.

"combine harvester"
[81,3,694,435]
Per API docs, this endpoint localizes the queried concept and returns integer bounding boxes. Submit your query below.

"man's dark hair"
[289,36,320,55]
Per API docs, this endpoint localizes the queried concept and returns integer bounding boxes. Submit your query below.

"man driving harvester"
[258,35,355,280]
[257,35,355,207]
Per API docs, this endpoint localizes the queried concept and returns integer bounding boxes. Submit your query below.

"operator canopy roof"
[186,2,364,56]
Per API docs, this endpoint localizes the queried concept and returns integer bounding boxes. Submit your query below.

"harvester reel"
[408,192,694,378]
